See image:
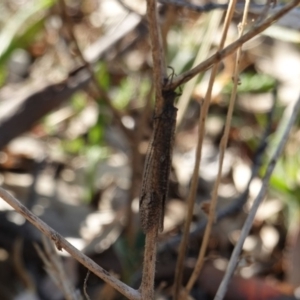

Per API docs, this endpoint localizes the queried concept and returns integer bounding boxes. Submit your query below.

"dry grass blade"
[214,94,300,300]
[173,0,237,298]
[185,0,251,294]
[83,271,91,300]
[13,239,36,294]
[34,236,81,300]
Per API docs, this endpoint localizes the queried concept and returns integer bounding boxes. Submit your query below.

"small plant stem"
[214,94,300,300]
[0,188,141,300]
[173,1,236,298]
[139,226,158,299]
[167,0,300,90]
[138,1,168,298]
[146,0,167,113]
[185,0,250,293]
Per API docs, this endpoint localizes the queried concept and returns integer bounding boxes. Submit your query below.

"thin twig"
[214,94,300,300]
[34,236,81,300]
[139,228,158,299]
[166,0,300,90]
[13,239,36,293]
[0,188,141,300]
[186,0,250,293]
[160,92,276,251]
[173,1,237,298]
[146,0,167,113]
[83,271,91,300]
[138,1,169,299]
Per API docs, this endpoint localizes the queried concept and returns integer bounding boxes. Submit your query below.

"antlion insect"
[140,68,179,233]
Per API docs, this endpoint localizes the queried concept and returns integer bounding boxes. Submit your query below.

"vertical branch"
[214,94,300,300]
[139,90,177,298]
[139,228,158,299]
[139,1,174,299]
[173,0,237,298]
[185,0,250,293]
[146,0,167,113]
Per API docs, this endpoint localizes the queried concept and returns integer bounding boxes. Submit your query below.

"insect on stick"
[140,88,178,233]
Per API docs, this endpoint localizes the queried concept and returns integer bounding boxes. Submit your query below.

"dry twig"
[34,236,81,300]
[83,271,91,300]
[13,239,36,294]
[146,0,167,113]
[139,228,158,299]
[139,1,174,299]
[214,94,300,300]
[185,0,251,294]
[166,0,300,90]
[173,0,237,298]
[0,188,141,300]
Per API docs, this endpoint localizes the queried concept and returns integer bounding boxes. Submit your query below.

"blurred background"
[0,0,300,299]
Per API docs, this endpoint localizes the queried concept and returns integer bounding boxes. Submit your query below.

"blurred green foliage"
[0,0,55,76]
